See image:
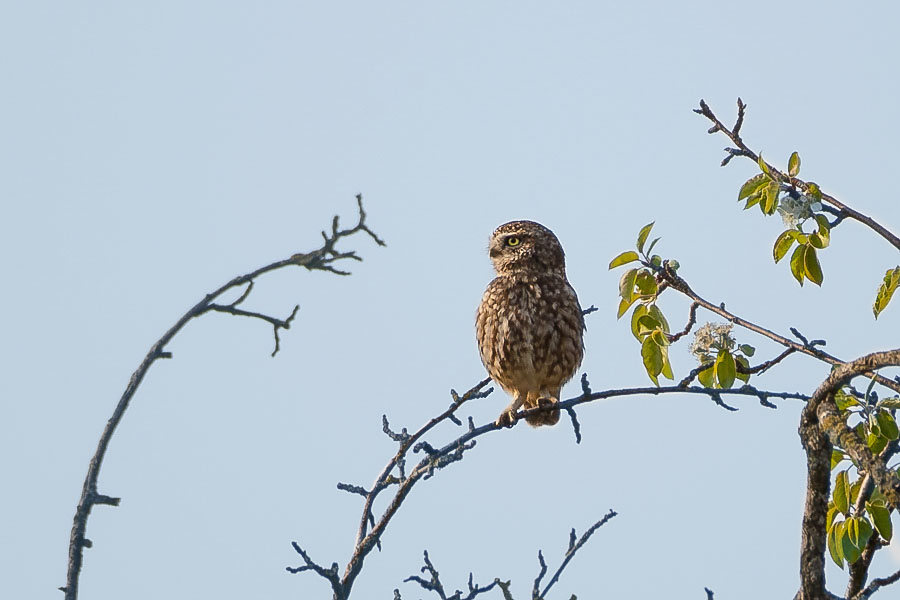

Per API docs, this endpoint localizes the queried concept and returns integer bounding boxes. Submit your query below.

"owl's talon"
[495,410,517,428]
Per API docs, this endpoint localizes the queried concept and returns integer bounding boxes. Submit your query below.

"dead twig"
[62,196,383,600]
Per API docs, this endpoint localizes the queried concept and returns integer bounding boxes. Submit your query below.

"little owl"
[476,221,585,427]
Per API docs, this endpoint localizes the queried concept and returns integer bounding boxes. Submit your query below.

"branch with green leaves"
[799,350,900,600]
[610,222,900,397]
[694,98,900,318]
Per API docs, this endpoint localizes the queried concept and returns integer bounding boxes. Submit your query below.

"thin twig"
[668,302,699,343]
[853,566,900,600]
[539,510,618,598]
[403,550,501,600]
[286,543,343,598]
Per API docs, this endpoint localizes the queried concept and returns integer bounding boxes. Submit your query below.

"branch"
[332,379,493,595]
[695,98,900,253]
[846,440,900,598]
[316,377,809,599]
[206,303,300,357]
[853,567,900,600]
[402,550,501,600]
[286,542,343,598]
[61,196,383,600]
[798,350,900,600]
[812,350,900,509]
[535,510,618,599]
[668,301,699,343]
[659,263,900,396]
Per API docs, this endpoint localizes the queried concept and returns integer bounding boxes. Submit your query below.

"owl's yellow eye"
[506,236,521,247]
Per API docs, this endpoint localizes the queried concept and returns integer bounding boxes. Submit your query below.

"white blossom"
[777,192,815,228]
[690,322,735,362]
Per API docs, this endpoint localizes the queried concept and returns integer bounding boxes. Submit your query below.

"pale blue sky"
[3,2,900,599]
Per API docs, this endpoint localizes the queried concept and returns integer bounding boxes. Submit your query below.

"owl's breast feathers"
[476,273,585,393]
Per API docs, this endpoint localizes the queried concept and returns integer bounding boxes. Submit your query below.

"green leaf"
[788,151,801,177]
[617,296,636,319]
[757,153,770,175]
[857,516,874,550]
[641,336,663,386]
[828,519,845,568]
[869,412,882,437]
[738,344,755,357]
[630,305,649,341]
[804,245,823,286]
[830,449,846,470]
[738,173,769,200]
[870,505,893,541]
[762,180,780,215]
[773,230,797,263]
[827,504,839,530]
[806,182,823,201]
[879,397,900,409]
[648,304,670,333]
[637,222,655,254]
[697,364,716,388]
[650,328,669,347]
[715,349,736,389]
[734,355,750,383]
[876,411,900,440]
[842,521,862,564]
[873,266,900,319]
[809,231,827,249]
[834,470,850,515]
[743,192,762,210]
[787,229,808,243]
[636,314,660,338]
[635,270,658,297]
[619,268,638,302]
[870,488,887,505]
[660,347,674,381]
[790,245,807,286]
[646,236,661,256]
[834,389,858,411]
[609,250,639,269]
[867,432,888,455]
[847,516,859,547]
[814,215,831,248]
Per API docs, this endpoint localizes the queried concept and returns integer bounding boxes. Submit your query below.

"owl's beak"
[489,245,502,258]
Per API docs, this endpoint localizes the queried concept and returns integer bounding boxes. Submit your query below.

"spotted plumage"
[476,221,585,427]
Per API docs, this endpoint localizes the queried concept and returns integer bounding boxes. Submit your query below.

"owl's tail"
[524,394,560,427]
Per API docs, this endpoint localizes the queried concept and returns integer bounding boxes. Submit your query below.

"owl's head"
[488,220,566,276]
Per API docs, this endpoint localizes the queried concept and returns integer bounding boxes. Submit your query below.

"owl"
[476,220,585,427]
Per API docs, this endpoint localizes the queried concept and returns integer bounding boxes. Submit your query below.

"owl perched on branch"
[476,221,585,427]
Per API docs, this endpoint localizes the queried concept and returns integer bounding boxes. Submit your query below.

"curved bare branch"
[61,196,383,600]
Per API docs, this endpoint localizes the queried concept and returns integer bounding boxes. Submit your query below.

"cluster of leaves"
[608,223,676,385]
[826,387,900,568]
[734,149,900,317]
[737,152,831,286]
[693,335,755,390]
